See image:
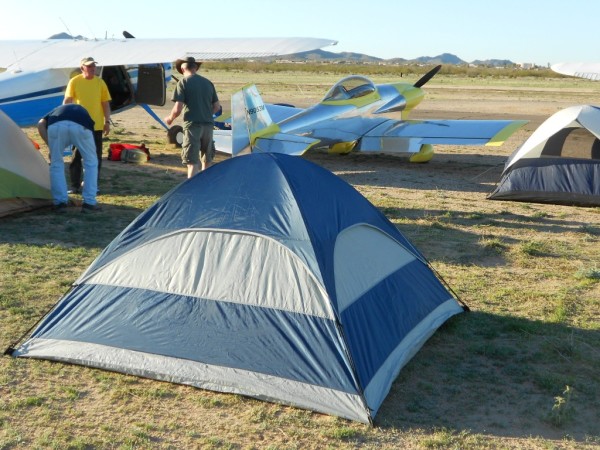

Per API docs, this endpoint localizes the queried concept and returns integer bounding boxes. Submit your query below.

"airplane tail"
[231,84,279,156]
[231,84,319,156]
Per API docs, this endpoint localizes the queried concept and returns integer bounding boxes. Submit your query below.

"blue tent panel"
[31,284,357,393]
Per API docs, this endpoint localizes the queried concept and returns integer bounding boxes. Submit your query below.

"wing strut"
[139,103,168,130]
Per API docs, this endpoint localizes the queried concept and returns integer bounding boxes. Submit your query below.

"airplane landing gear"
[167,125,183,147]
[409,144,434,163]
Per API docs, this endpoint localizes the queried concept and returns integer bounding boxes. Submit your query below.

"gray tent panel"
[489,158,600,206]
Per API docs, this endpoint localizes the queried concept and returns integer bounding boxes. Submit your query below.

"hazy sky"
[1,0,597,65]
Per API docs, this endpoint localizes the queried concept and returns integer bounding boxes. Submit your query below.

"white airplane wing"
[366,119,528,146]
[0,37,337,71]
[551,62,600,81]
[272,116,526,148]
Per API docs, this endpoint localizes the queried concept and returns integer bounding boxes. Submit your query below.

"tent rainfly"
[0,110,52,217]
[489,104,600,206]
[7,153,465,424]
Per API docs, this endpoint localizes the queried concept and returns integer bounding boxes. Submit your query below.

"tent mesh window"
[542,127,600,159]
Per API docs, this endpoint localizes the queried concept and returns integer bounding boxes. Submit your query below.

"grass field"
[1,70,599,449]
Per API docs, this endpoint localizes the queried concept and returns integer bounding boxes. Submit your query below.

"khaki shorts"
[182,123,215,165]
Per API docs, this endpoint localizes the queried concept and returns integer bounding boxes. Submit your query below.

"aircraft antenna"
[59,17,76,40]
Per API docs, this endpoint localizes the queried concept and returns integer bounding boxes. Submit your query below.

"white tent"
[489,105,600,206]
[0,110,51,216]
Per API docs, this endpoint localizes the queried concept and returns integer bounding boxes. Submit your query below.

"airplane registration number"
[246,105,265,115]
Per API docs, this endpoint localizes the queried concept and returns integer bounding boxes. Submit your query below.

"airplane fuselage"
[275,77,425,148]
[0,64,169,127]
[0,68,72,126]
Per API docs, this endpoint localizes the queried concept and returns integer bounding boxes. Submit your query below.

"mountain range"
[285,49,515,67]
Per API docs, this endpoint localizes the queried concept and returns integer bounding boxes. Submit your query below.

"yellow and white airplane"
[217,65,527,162]
[0,32,337,140]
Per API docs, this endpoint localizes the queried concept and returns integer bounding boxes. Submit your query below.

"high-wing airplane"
[0,33,337,141]
[215,65,527,162]
[551,62,600,81]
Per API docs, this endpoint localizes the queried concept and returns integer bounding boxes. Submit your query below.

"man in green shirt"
[165,57,221,178]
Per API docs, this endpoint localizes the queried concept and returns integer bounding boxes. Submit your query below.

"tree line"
[202,61,562,79]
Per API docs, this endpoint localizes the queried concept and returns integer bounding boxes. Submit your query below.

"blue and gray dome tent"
[489,105,600,206]
[9,153,464,424]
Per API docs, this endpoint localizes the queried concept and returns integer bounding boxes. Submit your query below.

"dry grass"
[1,70,599,449]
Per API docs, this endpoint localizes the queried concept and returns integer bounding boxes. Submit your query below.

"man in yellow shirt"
[64,57,112,193]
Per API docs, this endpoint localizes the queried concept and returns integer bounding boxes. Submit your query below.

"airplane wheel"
[409,144,434,163]
[167,125,184,147]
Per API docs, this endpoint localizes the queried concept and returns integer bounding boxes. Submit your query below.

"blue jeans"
[48,122,98,205]
[69,130,103,188]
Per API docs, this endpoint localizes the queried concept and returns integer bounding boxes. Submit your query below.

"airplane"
[215,65,528,162]
[0,33,337,142]
[551,62,600,81]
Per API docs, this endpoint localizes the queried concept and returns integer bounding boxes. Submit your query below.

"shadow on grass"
[382,206,595,268]
[307,151,509,194]
[376,311,600,442]
[0,202,149,249]
[0,160,184,248]
[391,206,595,236]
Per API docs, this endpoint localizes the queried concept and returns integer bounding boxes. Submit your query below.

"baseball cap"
[80,57,98,67]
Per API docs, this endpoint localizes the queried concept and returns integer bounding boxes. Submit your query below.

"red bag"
[108,143,150,161]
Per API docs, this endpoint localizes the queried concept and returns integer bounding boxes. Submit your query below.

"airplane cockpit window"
[323,76,375,101]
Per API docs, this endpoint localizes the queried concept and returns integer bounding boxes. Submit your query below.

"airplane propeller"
[413,64,442,88]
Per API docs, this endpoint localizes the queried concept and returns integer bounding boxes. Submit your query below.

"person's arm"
[63,78,75,105]
[102,100,111,136]
[212,100,221,115]
[37,118,48,145]
[165,101,184,126]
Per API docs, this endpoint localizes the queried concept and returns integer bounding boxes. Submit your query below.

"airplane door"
[102,66,135,113]
[135,64,166,106]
